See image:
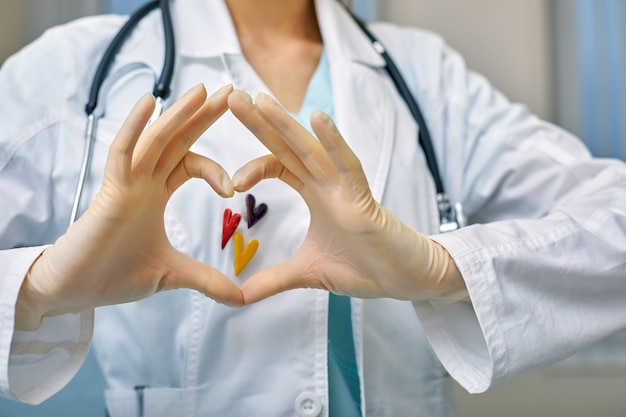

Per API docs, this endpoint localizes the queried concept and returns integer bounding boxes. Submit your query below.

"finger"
[255,93,338,184]
[310,110,370,187]
[155,85,233,176]
[241,257,321,304]
[232,154,302,192]
[311,111,370,193]
[105,93,155,180]
[132,84,207,173]
[228,90,311,181]
[159,252,244,307]
[166,151,234,197]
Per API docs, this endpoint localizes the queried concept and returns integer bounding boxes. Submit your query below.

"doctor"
[2,0,626,416]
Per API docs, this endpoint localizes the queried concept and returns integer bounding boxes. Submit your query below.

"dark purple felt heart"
[246,194,268,229]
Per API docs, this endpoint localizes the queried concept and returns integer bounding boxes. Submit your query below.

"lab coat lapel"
[315,0,396,203]
[316,0,397,203]
[331,66,397,203]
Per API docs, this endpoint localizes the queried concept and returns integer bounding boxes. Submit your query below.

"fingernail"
[232,171,242,188]
[232,89,253,104]
[257,92,280,108]
[222,177,234,197]
[178,84,207,101]
[313,110,335,127]
[210,84,233,98]
[139,92,155,104]
[232,170,248,190]
[191,83,207,94]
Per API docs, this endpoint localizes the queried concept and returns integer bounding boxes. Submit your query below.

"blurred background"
[1,0,624,416]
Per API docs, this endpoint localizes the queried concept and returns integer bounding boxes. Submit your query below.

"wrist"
[15,272,45,331]
[430,241,469,303]
[15,255,53,331]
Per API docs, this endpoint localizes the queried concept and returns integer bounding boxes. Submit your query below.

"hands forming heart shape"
[17,84,466,331]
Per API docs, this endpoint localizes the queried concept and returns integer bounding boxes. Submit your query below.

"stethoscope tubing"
[349,15,444,197]
[85,0,161,116]
[70,114,97,226]
[349,11,465,232]
[70,0,174,226]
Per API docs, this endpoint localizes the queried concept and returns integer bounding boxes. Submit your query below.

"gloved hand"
[16,85,243,331]
[228,90,468,305]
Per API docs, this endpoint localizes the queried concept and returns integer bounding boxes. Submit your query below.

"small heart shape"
[246,194,268,229]
[233,232,259,276]
[222,209,242,249]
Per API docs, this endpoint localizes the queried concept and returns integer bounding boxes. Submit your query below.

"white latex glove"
[16,85,243,331]
[228,90,468,305]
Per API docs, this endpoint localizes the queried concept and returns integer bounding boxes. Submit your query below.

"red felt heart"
[222,209,242,249]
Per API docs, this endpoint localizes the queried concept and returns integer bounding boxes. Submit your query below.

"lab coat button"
[295,391,322,417]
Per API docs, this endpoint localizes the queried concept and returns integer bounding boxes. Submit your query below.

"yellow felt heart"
[233,232,259,276]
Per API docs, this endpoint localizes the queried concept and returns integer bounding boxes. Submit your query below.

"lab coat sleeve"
[377,27,626,393]
[418,159,626,393]
[0,19,109,404]
[0,247,93,405]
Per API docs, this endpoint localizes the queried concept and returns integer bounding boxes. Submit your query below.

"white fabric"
[0,0,625,415]
[0,246,92,404]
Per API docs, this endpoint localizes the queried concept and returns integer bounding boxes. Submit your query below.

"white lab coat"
[1,0,626,416]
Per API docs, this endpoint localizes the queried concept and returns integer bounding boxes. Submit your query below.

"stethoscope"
[71,0,466,233]
[70,0,174,225]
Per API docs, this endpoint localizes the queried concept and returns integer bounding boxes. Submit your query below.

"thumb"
[241,257,318,304]
[160,252,244,307]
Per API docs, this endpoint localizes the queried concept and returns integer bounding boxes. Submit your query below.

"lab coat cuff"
[0,246,48,400]
[0,246,94,404]
[413,231,508,393]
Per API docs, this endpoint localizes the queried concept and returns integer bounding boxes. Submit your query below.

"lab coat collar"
[171,0,385,68]
[315,0,385,68]
[172,0,241,57]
